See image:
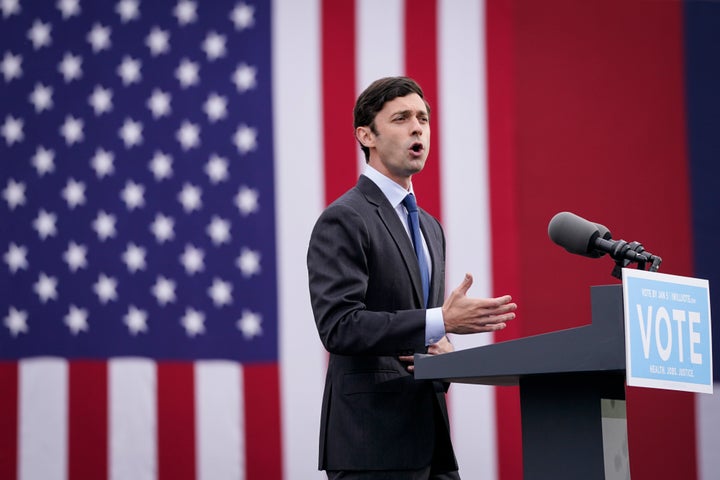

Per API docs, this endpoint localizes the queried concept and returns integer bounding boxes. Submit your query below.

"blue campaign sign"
[622,268,713,394]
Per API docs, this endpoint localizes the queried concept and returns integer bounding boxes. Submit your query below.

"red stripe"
[322,0,358,206]
[157,362,196,480]
[0,362,18,480]
[244,363,282,480]
[405,0,442,221]
[486,0,524,478]
[510,0,696,478]
[68,361,108,480]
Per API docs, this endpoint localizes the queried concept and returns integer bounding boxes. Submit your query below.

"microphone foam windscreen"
[547,211,599,255]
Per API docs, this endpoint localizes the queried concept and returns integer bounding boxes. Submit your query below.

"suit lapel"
[357,176,426,308]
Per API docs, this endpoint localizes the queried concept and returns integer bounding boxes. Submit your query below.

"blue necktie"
[403,194,430,307]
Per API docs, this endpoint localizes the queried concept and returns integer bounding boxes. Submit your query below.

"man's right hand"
[442,273,517,334]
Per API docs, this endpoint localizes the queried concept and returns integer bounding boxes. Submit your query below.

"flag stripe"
[272,0,327,478]
[68,361,108,480]
[157,363,196,480]
[436,0,498,478]
[0,363,18,480]
[484,0,524,478]
[196,361,243,480]
[18,359,67,480]
[109,359,157,480]
[244,363,283,480]
[357,0,405,92]
[321,0,358,205]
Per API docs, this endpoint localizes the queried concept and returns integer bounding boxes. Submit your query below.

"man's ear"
[355,126,374,148]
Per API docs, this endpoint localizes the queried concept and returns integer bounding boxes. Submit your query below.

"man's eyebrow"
[391,109,429,117]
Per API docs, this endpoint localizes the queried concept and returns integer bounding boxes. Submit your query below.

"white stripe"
[697,387,720,480]
[195,361,243,480]
[438,0,498,478]
[109,358,157,480]
[356,0,405,92]
[356,0,406,172]
[18,358,68,480]
[272,1,327,479]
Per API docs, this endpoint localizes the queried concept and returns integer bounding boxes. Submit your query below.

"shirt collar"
[363,164,415,209]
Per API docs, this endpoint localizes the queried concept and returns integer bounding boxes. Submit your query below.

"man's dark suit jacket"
[307,175,458,472]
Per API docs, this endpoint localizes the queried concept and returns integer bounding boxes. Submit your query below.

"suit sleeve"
[307,202,427,356]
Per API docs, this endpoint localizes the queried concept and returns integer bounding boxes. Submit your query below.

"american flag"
[2,1,720,480]
[1,0,281,479]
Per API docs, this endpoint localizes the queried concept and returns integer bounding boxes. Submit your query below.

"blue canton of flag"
[0,0,277,363]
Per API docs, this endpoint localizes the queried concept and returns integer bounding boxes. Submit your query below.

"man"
[307,76,517,479]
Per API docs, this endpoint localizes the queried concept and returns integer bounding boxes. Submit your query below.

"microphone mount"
[598,237,662,279]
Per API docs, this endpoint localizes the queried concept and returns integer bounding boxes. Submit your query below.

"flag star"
[235,185,259,215]
[64,305,89,334]
[146,27,170,56]
[120,180,145,210]
[179,244,204,275]
[34,209,58,239]
[208,278,232,307]
[149,151,173,181]
[116,0,140,22]
[176,120,200,150]
[57,0,80,18]
[32,146,55,176]
[63,241,87,271]
[1,115,23,145]
[61,178,86,208]
[87,23,111,52]
[119,118,143,148]
[147,89,171,118]
[34,272,58,303]
[117,56,141,85]
[27,20,52,50]
[173,0,197,26]
[178,183,202,212]
[206,216,231,246]
[122,243,146,272]
[1,0,20,18]
[203,93,227,123]
[236,247,261,277]
[150,213,175,243]
[230,2,254,31]
[88,85,113,115]
[4,307,28,337]
[237,310,262,339]
[180,308,205,337]
[152,276,176,306]
[4,243,28,273]
[29,83,53,113]
[232,63,256,93]
[124,306,148,335]
[60,115,84,145]
[94,273,118,303]
[233,124,257,154]
[2,178,26,209]
[91,148,115,178]
[58,52,82,82]
[175,58,199,88]
[202,31,226,61]
[205,154,229,183]
[1,51,22,82]
[92,210,117,241]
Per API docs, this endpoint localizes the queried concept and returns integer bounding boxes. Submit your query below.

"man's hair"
[353,76,430,162]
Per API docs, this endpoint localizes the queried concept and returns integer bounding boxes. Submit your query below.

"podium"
[415,285,627,480]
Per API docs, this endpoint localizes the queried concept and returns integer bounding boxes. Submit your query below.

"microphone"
[548,212,661,267]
